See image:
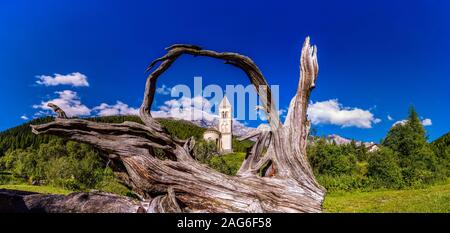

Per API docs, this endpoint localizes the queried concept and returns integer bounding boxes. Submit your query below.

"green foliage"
[382,106,446,186]
[323,179,450,213]
[432,132,450,176]
[0,172,16,184]
[0,115,245,195]
[308,138,358,176]
[356,142,369,161]
[208,152,246,176]
[367,147,404,188]
[0,138,125,193]
[232,138,254,153]
[432,132,450,157]
[308,106,448,193]
[1,112,447,197]
[93,168,138,198]
[0,116,206,158]
[0,184,72,195]
[193,140,246,176]
[85,115,142,124]
[207,156,234,175]
[193,140,218,162]
[158,118,205,140]
[191,137,246,176]
[317,174,371,193]
[383,107,428,161]
[0,117,55,157]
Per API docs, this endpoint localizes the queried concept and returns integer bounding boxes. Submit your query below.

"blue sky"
[0,0,449,142]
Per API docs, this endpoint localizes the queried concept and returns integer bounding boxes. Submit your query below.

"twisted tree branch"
[30,37,325,213]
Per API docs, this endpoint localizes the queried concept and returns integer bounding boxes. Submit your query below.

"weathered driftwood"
[0,189,145,213]
[30,37,325,213]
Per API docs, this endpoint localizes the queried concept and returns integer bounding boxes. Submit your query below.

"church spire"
[219,95,231,108]
[218,96,233,153]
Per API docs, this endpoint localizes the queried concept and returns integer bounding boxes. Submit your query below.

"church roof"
[204,128,220,134]
[219,96,231,109]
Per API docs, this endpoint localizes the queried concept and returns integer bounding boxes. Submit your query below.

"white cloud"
[393,119,408,126]
[151,96,218,121]
[255,108,268,121]
[33,90,91,117]
[387,115,393,121]
[151,96,249,131]
[36,72,89,87]
[33,110,47,118]
[373,118,382,124]
[156,85,172,95]
[307,99,380,128]
[392,118,432,127]
[93,101,139,116]
[278,108,287,117]
[422,118,432,126]
[20,115,29,120]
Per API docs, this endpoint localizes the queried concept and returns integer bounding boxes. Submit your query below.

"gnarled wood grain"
[30,37,325,213]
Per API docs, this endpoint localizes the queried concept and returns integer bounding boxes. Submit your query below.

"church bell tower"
[218,96,233,153]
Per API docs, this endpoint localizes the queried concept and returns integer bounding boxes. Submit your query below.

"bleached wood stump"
[31,37,325,213]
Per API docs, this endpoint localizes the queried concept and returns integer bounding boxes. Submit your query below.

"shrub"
[367,147,404,189]
[431,132,450,176]
[308,139,358,176]
[232,138,254,153]
[317,174,371,193]
[207,152,246,176]
[193,140,218,162]
[0,138,119,192]
[207,156,234,175]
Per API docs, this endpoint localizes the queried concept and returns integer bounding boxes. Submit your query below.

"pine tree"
[407,106,426,139]
[383,106,427,161]
[382,106,445,185]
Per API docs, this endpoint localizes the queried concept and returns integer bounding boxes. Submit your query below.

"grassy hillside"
[0,116,252,156]
[324,179,450,213]
[0,116,195,156]
[0,117,56,156]
[432,132,450,159]
[432,132,450,145]
[431,132,450,177]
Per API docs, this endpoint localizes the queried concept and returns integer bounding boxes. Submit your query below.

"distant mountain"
[326,134,353,145]
[189,118,255,138]
[323,134,380,152]
[189,117,382,152]
[326,134,377,146]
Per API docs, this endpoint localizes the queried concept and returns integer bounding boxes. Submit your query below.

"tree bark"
[30,37,325,213]
[0,189,145,213]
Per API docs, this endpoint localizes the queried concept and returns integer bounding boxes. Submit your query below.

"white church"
[202,96,233,153]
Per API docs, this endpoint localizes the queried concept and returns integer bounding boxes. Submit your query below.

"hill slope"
[432,132,450,155]
[0,116,252,156]
[0,117,56,156]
